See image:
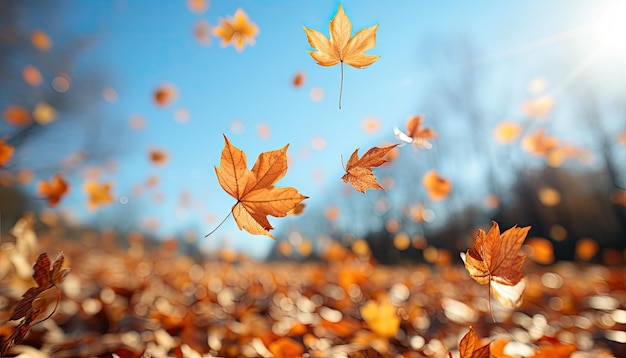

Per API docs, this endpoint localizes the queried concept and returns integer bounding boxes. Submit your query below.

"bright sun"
[594,3,626,57]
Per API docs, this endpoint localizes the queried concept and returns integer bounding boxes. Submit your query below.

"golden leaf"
[213,9,259,52]
[214,135,307,238]
[303,4,380,108]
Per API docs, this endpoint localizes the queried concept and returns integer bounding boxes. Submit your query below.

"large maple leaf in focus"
[461,221,530,317]
[214,135,307,238]
[303,4,380,108]
[341,144,397,193]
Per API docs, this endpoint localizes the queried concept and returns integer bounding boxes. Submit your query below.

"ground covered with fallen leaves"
[1,237,624,358]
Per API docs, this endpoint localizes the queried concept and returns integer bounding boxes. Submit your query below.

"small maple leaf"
[213,8,259,52]
[461,221,530,319]
[394,115,437,149]
[2,253,69,357]
[341,144,398,193]
[303,4,380,108]
[458,326,491,358]
[360,295,400,338]
[37,174,69,207]
[0,140,15,167]
[83,180,114,210]
[212,135,308,238]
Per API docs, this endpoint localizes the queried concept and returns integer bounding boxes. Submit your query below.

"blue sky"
[14,0,626,258]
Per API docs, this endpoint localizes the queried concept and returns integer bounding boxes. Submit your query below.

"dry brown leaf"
[462,221,530,316]
[458,326,490,358]
[341,144,398,193]
[394,115,437,148]
[214,135,308,238]
[37,174,69,207]
[213,8,259,52]
[303,4,380,108]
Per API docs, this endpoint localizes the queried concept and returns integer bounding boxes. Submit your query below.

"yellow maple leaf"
[213,8,259,52]
[360,295,400,338]
[303,4,380,108]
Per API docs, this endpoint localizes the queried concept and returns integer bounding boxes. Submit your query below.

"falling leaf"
[129,115,146,130]
[362,116,380,133]
[422,170,451,201]
[30,30,52,51]
[213,8,259,52]
[522,95,554,119]
[461,221,530,315]
[493,121,522,144]
[174,108,191,123]
[102,87,118,103]
[257,123,270,139]
[22,66,43,87]
[193,19,211,46]
[33,102,57,125]
[394,115,436,148]
[3,105,32,127]
[0,140,15,167]
[292,71,306,88]
[309,87,324,102]
[213,135,308,238]
[525,237,554,265]
[458,326,491,358]
[360,295,400,338]
[303,4,380,108]
[538,186,561,206]
[576,237,598,261]
[187,0,208,14]
[341,144,398,193]
[522,128,558,157]
[84,180,114,210]
[38,174,69,207]
[153,83,178,107]
[148,148,169,167]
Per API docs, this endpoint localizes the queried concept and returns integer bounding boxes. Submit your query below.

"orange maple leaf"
[461,221,530,319]
[422,170,451,201]
[83,180,114,210]
[458,326,491,358]
[394,115,437,149]
[0,140,15,167]
[341,144,398,193]
[213,135,308,238]
[303,4,380,108]
[213,8,259,52]
[37,174,69,207]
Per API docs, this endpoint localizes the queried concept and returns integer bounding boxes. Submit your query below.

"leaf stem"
[205,210,233,238]
[339,61,344,109]
[488,275,496,322]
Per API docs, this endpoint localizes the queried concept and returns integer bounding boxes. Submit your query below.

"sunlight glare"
[595,3,626,57]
